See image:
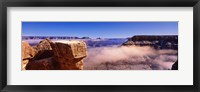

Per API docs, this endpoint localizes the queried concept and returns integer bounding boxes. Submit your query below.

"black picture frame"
[0,0,199,92]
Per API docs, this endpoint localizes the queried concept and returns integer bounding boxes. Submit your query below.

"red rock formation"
[23,39,87,70]
[26,57,59,70]
[50,40,87,70]
[22,41,36,70]
[31,39,54,61]
[33,38,52,51]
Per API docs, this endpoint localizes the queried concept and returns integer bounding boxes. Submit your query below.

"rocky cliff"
[22,41,36,70]
[22,39,87,70]
[122,35,178,50]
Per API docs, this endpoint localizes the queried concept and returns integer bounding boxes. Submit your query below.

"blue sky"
[22,22,178,38]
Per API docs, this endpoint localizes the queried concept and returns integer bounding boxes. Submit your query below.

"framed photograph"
[0,0,199,92]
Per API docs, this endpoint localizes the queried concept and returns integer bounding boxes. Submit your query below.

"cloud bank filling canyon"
[84,46,177,70]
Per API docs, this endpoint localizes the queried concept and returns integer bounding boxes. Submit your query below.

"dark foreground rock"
[171,60,178,70]
[26,57,59,70]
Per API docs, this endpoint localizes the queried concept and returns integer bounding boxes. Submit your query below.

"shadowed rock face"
[122,35,178,50]
[131,35,178,42]
[31,39,54,61]
[22,39,87,70]
[32,50,54,61]
[26,57,59,70]
[171,60,178,70]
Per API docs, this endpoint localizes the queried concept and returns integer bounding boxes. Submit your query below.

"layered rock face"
[22,39,87,70]
[122,35,178,50]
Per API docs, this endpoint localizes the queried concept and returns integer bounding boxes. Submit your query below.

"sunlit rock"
[33,38,52,51]
[50,40,87,70]
[22,41,36,70]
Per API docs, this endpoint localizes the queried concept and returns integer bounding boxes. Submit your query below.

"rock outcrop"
[31,39,53,61]
[122,35,178,50]
[26,57,59,70]
[33,38,52,51]
[50,40,87,70]
[22,41,36,70]
[171,60,178,70]
[22,39,87,70]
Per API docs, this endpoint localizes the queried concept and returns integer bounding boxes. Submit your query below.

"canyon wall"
[122,35,178,50]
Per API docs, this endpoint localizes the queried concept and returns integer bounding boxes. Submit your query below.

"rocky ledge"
[122,35,178,50]
[22,39,87,70]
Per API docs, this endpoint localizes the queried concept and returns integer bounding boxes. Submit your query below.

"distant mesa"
[22,38,87,70]
[81,37,91,39]
[96,37,101,39]
[22,36,90,40]
[122,35,178,50]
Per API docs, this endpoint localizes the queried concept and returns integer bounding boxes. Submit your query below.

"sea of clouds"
[84,46,177,70]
